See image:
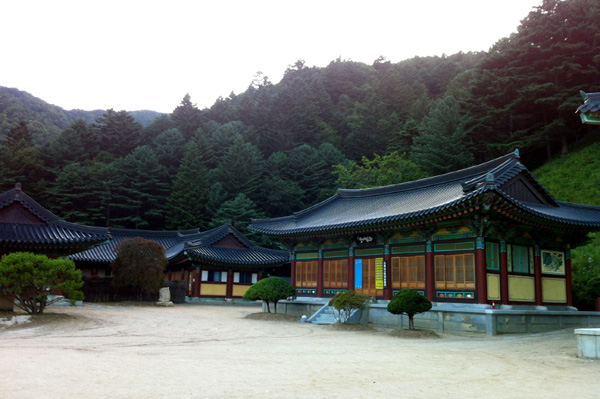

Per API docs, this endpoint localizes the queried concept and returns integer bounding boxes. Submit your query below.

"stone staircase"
[308,305,338,325]
[307,304,363,325]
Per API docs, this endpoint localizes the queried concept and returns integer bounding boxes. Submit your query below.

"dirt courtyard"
[1,303,598,399]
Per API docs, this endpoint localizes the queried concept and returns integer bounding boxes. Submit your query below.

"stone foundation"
[274,298,600,335]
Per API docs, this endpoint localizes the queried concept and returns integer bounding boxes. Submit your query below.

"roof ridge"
[0,187,61,223]
[338,151,517,198]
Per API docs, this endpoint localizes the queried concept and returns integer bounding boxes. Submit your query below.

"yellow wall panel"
[508,275,535,302]
[232,285,250,297]
[487,274,501,300]
[542,278,567,303]
[200,283,227,296]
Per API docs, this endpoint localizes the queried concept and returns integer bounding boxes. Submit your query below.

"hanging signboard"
[355,234,376,246]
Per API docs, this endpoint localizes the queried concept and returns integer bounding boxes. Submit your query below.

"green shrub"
[328,290,370,323]
[387,289,432,330]
[243,276,296,313]
[112,237,168,301]
[0,252,84,314]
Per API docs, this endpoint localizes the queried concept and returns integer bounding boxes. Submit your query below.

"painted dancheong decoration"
[576,91,600,125]
[249,150,600,307]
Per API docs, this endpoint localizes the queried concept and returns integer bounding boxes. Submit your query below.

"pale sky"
[1,0,542,114]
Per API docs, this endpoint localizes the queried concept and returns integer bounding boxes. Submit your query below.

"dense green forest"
[0,0,599,247]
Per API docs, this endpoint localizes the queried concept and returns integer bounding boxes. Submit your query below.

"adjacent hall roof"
[72,223,288,268]
[249,150,600,237]
[69,227,205,264]
[0,184,110,252]
[184,224,289,267]
[0,184,287,269]
[576,91,600,125]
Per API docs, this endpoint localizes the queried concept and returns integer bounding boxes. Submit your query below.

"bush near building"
[328,290,370,323]
[243,276,296,313]
[0,252,84,314]
[387,289,432,330]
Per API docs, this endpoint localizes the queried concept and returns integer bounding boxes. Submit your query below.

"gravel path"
[1,303,598,399]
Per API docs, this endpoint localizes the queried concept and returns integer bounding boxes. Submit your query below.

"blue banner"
[355,259,363,289]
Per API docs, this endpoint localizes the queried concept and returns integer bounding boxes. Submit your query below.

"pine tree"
[214,136,265,200]
[111,146,170,229]
[209,193,267,245]
[172,94,204,139]
[165,141,210,230]
[411,96,474,175]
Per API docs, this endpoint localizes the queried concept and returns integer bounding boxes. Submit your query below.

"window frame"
[296,260,318,288]
[323,258,348,289]
[434,253,476,290]
[391,255,426,289]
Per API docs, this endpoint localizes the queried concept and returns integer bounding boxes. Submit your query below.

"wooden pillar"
[425,240,434,301]
[317,248,323,297]
[500,241,509,304]
[290,252,296,287]
[384,244,392,300]
[534,245,543,306]
[476,237,487,304]
[566,249,573,307]
[194,269,201,297]
[225,269,233,298]
[348,246,355,290]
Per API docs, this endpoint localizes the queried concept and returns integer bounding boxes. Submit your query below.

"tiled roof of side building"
[0,185,110,246]
[71,223,288,267]
[184,224,289,267]
[70,228,205,263]
[249,151,600,236]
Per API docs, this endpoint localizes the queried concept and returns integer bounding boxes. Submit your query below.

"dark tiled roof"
[71,224,287,267]
[249,151,600,236]
[0,187,110,248]
[576,91,600,113]
[184,224,288,267]
[70,228,205,263]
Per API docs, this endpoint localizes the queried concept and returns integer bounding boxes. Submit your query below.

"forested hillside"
[0,0,598,247]
[0,87,163,145]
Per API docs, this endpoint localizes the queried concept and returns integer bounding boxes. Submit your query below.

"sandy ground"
[1,303,599,399]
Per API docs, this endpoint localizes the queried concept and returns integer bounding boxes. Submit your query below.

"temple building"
[72,223,289,300]
[250,150,600,308]
[0,184,288,303]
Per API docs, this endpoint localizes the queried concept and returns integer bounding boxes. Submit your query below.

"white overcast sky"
[1,0,542,114]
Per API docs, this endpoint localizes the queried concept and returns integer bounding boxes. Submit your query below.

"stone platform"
[273,298,600,335]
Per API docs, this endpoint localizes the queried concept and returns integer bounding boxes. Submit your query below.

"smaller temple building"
[72,223,289,300]
[0,184,288,303]
[250,150,600,308]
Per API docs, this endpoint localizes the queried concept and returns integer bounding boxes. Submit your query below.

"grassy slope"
[533,134,600,309]
[533,138,600,207]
